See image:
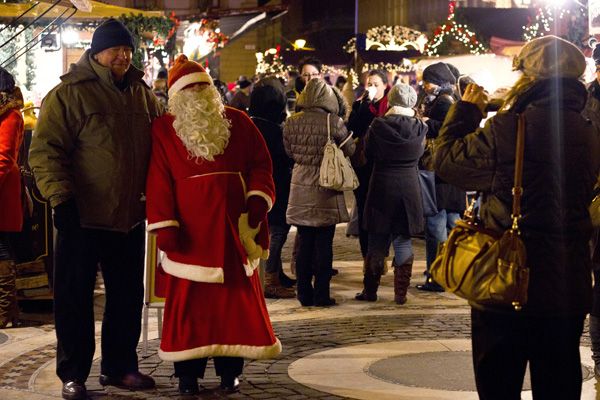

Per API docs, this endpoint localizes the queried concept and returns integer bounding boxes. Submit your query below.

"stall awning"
[0,0,163,22]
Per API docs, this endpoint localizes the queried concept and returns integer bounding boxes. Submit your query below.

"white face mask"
[366,86,378,101]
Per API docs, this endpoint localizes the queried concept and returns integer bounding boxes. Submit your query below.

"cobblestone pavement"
[0,225,595,399]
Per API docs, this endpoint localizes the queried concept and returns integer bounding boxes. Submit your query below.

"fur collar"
[385,106,415,117]
[0,87,23,118]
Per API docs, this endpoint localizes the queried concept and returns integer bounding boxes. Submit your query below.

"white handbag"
[319,113,359,191]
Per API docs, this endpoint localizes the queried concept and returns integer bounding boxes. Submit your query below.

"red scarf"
[368,87,390,117]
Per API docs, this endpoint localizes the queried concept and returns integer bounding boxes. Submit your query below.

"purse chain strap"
[511,114,526,232]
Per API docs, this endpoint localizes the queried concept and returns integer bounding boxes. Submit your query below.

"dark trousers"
[295,225,335,305]
[354,165,372,259]
[54,224,145,382]
[265,224,290,274]
[471,308,585,400]
[174,357,244,379]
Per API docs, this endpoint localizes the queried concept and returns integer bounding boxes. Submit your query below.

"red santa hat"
[168,54,213,98]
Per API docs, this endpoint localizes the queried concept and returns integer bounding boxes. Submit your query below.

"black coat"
[363,113,427,236]
[420,88,466,213]
[250,117,292,227]
[434,78,600,316]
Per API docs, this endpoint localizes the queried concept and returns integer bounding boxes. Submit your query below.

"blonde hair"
[500,74,536,112]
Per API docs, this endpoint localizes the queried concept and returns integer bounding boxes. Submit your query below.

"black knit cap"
[90,18,135,55]
[423,62,457,86]
[594,45,600,66]
[0,67,15,93]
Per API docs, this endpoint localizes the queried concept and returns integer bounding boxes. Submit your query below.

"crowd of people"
[0,17,598,400]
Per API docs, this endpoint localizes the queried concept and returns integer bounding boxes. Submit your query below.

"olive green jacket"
[29,50,164,232]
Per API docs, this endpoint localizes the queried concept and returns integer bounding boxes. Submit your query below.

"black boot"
[278,270,296,288]
[220,375,240,393]
[355,255,381,302]
[178,375,199,395]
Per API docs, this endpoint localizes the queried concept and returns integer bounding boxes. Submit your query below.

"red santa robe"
[146,106,281,362]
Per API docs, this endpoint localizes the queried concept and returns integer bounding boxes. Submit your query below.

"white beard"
[169,85,231,161]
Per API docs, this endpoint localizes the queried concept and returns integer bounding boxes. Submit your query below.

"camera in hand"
[484,98,503,113]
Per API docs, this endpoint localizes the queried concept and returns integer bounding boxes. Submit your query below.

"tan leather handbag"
[319,113,359,191]
[430,114,529,311]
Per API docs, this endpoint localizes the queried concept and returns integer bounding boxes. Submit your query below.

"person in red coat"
[146,55,281,395]
[0,67,24,328]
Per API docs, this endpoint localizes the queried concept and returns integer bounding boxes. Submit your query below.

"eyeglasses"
[302,72,320,79]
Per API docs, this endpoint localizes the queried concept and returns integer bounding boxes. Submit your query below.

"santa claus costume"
[146,55,281,394]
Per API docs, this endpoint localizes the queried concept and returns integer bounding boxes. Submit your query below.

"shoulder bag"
[319,113,359,191]
[430,114,529,311]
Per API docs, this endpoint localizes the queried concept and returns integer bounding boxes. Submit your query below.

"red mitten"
[156,227,179,252]
[247,195,269,228]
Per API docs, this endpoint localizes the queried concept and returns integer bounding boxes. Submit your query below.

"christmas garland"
[424,1,486,56]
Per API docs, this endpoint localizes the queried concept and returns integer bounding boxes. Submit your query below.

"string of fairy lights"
[424,0,487,56]
[522,5,585,41]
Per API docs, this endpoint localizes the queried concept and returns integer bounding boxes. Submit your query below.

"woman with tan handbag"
[433,36,600,400]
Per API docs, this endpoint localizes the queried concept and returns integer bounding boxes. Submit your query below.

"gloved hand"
[156,227,179,253]
[238,213,263,260]
[53,198,80,232]
[247,195,268,228]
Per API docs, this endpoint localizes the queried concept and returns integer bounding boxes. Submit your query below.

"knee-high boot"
[394,255,413,305]
[590,315,600,376]
[0,260,18,328]
[355,255,382,302]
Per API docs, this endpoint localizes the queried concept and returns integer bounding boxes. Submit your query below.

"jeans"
[367,233,413,271]
[174,357,244,379]
[471,308,584,400]
[54,224,145,382]
[295,225,335,305]
[425,209,460,269]
[265,224,290,274]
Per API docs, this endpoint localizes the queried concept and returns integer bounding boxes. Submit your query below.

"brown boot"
[0,260,18,328]
[394,255,413,305]
[264,272,295,299]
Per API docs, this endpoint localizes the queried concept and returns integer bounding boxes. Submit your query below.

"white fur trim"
[161,254,224,283]
[168,72,213,98]
[246,190,273,211]
[243,257,260,277]
[158,338,282,362]
[385,106,416,117]
[147,220,180,231]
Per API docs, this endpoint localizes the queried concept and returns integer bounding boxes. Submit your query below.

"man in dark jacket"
[434,35,600,399]
[582,42,600,378]
[416,62,466,292]
[249,80,296,298]
[29,19,163,400]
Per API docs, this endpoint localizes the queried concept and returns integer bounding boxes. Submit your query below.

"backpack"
[319,113,359,191]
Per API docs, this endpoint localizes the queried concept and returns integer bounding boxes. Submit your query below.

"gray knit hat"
[513,35,585,79]
[387,83,417,108]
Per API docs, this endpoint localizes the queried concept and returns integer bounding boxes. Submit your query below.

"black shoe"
[62,380,87,400]
[314,298,337,307]
[99,371,155,390]
[331,268,339,276]
[416,280,444,292]
[355,291,377,302]
[279,271,296,288]
[220,376,240,393]
[178,375,200,395]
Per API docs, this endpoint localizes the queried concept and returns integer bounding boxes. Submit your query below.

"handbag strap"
[326,113,332,142]
[511,114,526,231]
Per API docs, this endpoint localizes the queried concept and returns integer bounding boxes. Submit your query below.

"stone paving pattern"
[0,225,594,399]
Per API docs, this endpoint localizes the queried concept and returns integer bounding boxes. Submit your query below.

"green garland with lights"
[117,13,177,69]
[424,1,486,57]
[523,5,588,48]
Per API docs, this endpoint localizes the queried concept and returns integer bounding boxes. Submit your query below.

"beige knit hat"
[512,35,586,79]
